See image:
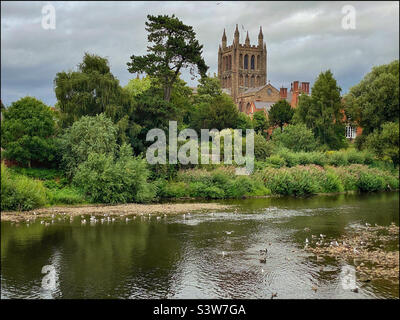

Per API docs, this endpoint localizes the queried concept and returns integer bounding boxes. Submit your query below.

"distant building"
[217,25,309,118]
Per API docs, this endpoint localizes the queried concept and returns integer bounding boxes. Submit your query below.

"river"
[1,192,398,299]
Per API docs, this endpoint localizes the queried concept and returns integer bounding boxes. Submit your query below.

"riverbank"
[0,202,234,222]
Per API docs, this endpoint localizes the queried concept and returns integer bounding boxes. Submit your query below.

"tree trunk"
[164,85,172,102]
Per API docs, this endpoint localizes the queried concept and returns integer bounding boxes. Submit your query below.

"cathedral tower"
[218,25,267,103]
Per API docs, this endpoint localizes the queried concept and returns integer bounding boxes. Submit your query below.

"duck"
[225,231,234,235]
[259,256,267,263]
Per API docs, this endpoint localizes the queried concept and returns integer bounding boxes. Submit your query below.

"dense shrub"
[59,114,118,178]
[272,124,318,152]
[73,144,155,204]
[357,172,385,192]
[254,133,275,161]
[1,163,48,211]
[257,164,398,196]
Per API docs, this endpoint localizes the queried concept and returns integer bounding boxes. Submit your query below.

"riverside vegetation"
[1,15,398,212]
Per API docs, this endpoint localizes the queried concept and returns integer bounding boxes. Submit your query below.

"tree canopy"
[268,99,294,132]
[127,14,208,101]
[54,52,133,137]
[343,60,399,141]
[295,70,346,150]
[1,97,58,167]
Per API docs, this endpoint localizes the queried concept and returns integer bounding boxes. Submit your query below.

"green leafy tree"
[252,110,269,136]
[195,75,223,104]
[364,122,399,165]
[59,113,118,178]
[254,133,274,161]
[191,94,240,132]
[73,144,155,204]
[127,14,208,102]
[236,112,254,131]
[295,70,347,150]
[1,97,58,167]
[124,75,152,98]
[271,123,318,152]
[344,60,399,138]
[268,99,294,132]
[54,53,133,142]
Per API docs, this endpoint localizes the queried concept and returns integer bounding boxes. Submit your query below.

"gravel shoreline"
[1,202,234,222]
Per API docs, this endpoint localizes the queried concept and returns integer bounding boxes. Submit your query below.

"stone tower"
[218,25,267,103]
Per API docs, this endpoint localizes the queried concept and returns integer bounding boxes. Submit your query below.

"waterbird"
[330,240,339,247]
[225,231,234,235]
[126,217,131,222]
[112,217,115,222]
[305,238,309,244]
[270,292,278,299]
[365,222,371,227]
[320,234,326,239]
[304,227,311,232]
[81,219,87,224]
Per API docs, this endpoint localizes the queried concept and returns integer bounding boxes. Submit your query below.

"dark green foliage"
[364,122,399,165]
[295,70,347,150]
[55,53,133,136]
[1,97,58,167]
[190,94,240,132]
[254,133,275,161]
[252,111,269,135]
[59,114,118,178]
[271,124,318,152]
[344,60,399,138]
[72,144,155,204]
[268,99,294,132]
[127,14,208,102]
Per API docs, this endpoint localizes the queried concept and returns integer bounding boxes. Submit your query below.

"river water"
[1,192,399,299]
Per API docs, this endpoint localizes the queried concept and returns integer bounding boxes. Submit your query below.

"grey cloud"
[1,1,398,106]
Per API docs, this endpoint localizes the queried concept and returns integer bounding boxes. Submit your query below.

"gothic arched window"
[245,75,249,87]
[244,55,248,69]
[250,75,255,87]
[257,55,260,70]
[229,55,232,70]
[239,54,243,69]
[251,55,255,70]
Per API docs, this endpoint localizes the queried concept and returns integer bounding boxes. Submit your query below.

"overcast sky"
[1,1,399,106]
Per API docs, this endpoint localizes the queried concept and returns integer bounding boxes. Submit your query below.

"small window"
[345,125,356,139]
[267,88,272,95]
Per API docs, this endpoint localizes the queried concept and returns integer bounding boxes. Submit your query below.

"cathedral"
[217,25,310,117]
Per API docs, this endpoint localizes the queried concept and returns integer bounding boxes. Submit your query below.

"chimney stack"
[280,87,288,99]
[293,81,299,92]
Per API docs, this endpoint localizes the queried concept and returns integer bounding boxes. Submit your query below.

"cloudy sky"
[1,1,399,106]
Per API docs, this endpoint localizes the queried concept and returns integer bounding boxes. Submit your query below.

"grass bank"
[1,161,398,212]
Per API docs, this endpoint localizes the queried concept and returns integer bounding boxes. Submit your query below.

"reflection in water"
[1,192,399,299]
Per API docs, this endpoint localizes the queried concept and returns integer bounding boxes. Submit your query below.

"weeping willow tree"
[54,53,134,143]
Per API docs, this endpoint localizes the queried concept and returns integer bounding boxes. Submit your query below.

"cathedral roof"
[254,101,276,112]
